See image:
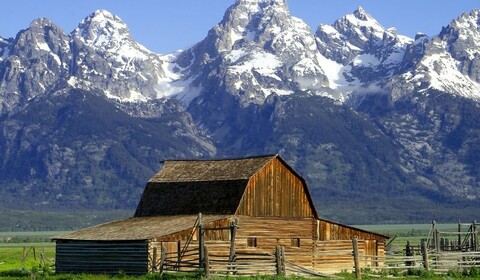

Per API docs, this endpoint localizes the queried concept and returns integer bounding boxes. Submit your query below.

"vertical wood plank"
[352,238,361,279]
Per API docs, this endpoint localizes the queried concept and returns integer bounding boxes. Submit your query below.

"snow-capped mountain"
[1,0,480,223]
[70,10,172,102]
[175,0,330,105]
[0,18,71,113]
[388,9,480,101]
[315,7,412,98]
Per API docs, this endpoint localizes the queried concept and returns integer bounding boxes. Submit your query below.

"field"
[0,224,479,279]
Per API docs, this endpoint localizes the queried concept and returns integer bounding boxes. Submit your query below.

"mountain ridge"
[1,1,480,223]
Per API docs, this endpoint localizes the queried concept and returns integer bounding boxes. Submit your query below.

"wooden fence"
[156,237,480,279]
[354,239,480,279]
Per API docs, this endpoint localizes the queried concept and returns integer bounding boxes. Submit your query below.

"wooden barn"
[54,155,388,275]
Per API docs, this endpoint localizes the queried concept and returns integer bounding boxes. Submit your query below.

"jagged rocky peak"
[179,0,329,106]
[334,6,387,48]
[211,0,292,52]
[0,17,71,115]
[14,17,70,54]
[388,8,480,101]
[440,9,480,57]
[72,10,131,48]
[316,6,411,65]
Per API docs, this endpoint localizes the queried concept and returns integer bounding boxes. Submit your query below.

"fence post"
[434,230,440,253]
[204,245,210,278]
[177,241,181,271]
[198,213,205,269]
[228,221,237,275]
[458,220,462,250]
[352,238,361,280]
[434,229,441,268]
[281,246,286,276]
[405,240,415,267]
[159,244,166,275]
[275,245,285,276]
[421,240,429,271]
[472,220,477,251]
[473,220,478,251]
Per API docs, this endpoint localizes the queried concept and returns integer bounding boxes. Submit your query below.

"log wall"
[56,240,148,275]
[234,216,315,268]
[317,219,387,241]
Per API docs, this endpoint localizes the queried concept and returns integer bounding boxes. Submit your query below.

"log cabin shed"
[54,155,388,275]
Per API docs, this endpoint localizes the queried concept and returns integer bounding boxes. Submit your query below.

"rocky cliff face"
[176,0,330,106]
[388,9,480,101]
[1,1,480,223]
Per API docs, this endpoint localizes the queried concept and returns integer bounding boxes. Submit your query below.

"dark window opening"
[291,238,300,247]
[247,237,257,247]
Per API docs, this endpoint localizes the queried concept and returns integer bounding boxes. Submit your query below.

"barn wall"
[317,219,387,241]
[147,216,386,274]
[236,158,314,218]
[234,216,316,268]
[56,240,148,275]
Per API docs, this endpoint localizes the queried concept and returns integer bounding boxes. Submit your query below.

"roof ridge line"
[161,154,278,163]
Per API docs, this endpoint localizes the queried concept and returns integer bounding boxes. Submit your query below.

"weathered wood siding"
[235,216,315,268]
[312,239,384,274]
[56,240,148,275]
[147,216,386,274]
[317,219,387,241]
[236,158,314,218]
[313,240,360,274]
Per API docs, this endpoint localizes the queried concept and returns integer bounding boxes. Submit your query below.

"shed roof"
[149,155,276,182]
[53,215,228,241]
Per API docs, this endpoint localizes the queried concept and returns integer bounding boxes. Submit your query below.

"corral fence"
[156,237,480,279]
[354,239,480,279]
[157,244,331,277]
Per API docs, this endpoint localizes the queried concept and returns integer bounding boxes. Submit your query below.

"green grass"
[0,245,55,272]
[354,223,474,248]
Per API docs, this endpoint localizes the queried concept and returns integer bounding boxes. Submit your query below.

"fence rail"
[155,237,480,279]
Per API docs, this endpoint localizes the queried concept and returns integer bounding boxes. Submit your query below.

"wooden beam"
[352,238,361,280]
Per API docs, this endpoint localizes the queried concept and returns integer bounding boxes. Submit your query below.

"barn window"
[247,237,257,247]
[291,238,300,247]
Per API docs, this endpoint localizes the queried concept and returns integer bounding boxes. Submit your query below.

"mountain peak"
[88,10,125,26]
[72,10,130,48]
[235,0,287,6]
[353,6,368,20]
[29,17,57,29]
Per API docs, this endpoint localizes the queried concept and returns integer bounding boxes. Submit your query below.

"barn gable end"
[236,157,317,218]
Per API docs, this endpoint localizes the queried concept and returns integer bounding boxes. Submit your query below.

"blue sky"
[0,1,478,54]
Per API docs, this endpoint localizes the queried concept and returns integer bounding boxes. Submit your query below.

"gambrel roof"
[134,154,319,218]
[149,155,275,182]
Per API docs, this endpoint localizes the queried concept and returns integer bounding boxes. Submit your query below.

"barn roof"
[134,180,249,216]
[53,215,228,241]
[135,154,319,218]
[135,155,318,217]
[135,155,280,217]
[149,155,276,182]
